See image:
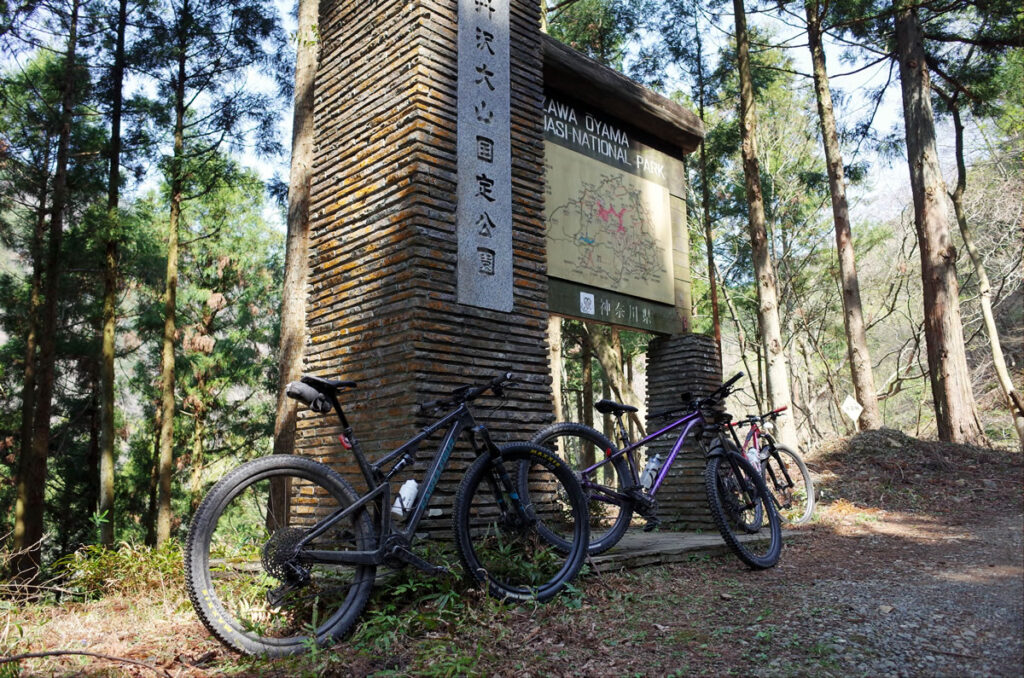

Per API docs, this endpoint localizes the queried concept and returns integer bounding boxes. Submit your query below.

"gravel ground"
[739,429,1024,677]
[749,512,1024,677]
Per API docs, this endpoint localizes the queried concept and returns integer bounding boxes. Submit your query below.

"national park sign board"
[543,91,682,334]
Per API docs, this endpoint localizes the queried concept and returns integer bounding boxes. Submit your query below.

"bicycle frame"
[733,424,763,458]
[728,413,797,510]
[577,407,724,502]
[295,399,501,567]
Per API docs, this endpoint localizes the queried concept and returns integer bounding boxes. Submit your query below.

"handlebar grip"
[705,372,744,404]
[723,372,744,389]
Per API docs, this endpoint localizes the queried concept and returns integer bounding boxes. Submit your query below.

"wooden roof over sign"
[541,34,705,154]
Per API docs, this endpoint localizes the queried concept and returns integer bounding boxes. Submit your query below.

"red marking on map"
[596,200,627,233]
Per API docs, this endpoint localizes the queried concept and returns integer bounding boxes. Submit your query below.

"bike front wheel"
[185,455,376,656]
[529,422,633,556]
[453,443,589,603]
[762,444,815,524]
[705,451,782,569]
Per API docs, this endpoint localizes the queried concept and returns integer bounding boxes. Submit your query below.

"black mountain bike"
[185,373,589,656]
[530,373,782,569]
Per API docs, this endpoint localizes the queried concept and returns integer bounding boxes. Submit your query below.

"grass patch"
[55,541,185,599]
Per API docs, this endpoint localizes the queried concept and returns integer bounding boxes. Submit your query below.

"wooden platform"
[588,529,799,571]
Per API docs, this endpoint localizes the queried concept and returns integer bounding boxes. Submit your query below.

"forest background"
[0,0,1020,583]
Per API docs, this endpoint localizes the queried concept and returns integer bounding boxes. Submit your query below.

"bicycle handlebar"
[732,404,788,428]
[651,372,745,420]
[721,371,745,392]
[287,372,515,417]
[419,373,514,413]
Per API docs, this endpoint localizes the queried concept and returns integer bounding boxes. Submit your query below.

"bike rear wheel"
[763,444,815,524]
[453,443,589,602]
[705,450,782,569]
[529,423,633,555]
[185,455,376,656]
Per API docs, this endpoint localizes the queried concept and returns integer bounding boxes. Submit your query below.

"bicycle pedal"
[643,517,662,532]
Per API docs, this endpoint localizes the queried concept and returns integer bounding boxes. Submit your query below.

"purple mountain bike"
[530,373,782,569]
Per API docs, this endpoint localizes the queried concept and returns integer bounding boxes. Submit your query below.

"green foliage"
[545,0,643,70]
[134,0,289,161]
[174,160,282,507]
[0,594,24,678]
[993,48,1024,138]
[0,39,284,555]
[118,157,282,539]
[54,540,185,598]
[557,316,652,435]
[351,546,467,655]
[0,45,113,554]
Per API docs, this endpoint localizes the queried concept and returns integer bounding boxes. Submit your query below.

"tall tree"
[731,0,797,446]
[945,99,1024,445]
[175,163,282,509]
[820,0,1019,441]
[582,323,645,435]
[803,0,882,431]
[693,15,722,356]
[893,0,983,444]
[273,0,319,461]
[138,0,286,544]
[544,0,639,69]
[97,0,132,547]
[923,10,1024,444]
[12,0,81,579]
[548,316,564,423]
[0,52,60,547]
[154,18,184,544]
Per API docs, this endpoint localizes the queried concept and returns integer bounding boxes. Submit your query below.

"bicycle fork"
[468,425,537,529]
[708,444,760,515]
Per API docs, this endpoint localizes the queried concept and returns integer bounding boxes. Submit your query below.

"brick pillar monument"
[296,0,552,537]
[644,333,722,530]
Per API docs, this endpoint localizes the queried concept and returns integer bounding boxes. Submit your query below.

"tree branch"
[923,31,1024,49]
[0,650,172,677]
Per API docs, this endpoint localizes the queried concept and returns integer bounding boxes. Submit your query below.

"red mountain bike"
[728,406,815,525]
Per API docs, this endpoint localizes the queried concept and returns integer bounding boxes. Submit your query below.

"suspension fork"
[710,439,758,512]
[467,424,533,523]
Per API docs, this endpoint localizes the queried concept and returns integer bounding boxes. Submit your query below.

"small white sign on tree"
[841,395,864,424]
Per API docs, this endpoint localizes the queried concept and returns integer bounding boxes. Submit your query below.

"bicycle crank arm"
[386,544,450,576]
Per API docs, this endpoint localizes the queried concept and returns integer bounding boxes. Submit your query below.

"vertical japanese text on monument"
[457,0,512,311]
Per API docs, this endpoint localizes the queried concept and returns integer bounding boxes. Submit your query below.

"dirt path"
[475,430,1024,677]
[743,510,1024,676]
[6,430,1023,677]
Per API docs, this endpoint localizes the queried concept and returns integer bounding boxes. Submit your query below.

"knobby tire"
[764,444,815,524]
[705,450,782,569]
[529,422,633,555]
[185,455,376,656]
[453,443,589,602]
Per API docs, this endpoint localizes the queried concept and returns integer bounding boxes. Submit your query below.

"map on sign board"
[544,140,674,305]
[543,94,677,307]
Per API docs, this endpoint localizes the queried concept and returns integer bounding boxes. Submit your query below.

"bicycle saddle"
[300,375,357,394]
[594,399,637,416]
